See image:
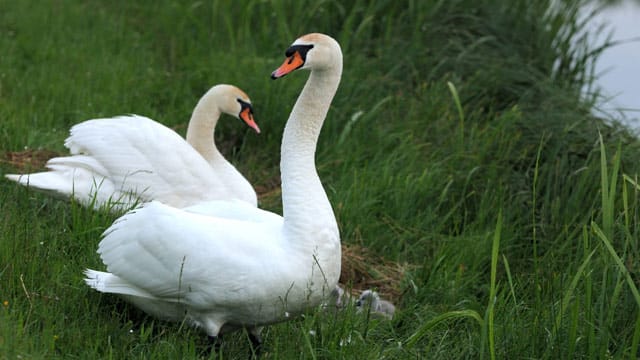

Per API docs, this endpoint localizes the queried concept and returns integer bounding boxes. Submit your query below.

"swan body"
[5,84,260,210]
[84,33,343,343]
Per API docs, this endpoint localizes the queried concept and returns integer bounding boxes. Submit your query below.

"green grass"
[2,0,640,358]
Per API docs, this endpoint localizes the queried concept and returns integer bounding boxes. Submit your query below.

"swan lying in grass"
[6,84,260,210]
[84,33,343,352]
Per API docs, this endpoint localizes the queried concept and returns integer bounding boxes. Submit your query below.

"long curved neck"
[186,92,257,206]
[281,66,342,241]
[185,95,223,163]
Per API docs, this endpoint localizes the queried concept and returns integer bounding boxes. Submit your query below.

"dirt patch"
[340,243,411,303]
[2,149,60,172]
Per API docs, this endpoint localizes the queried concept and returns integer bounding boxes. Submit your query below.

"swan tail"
[5,168,100,199]
[84,269,155,298]
[5,156,141,211]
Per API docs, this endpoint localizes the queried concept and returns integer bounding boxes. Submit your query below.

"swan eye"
[237,99,254,118]
[284,44,314,60]
[237,98,252,110]
[272,45,315,79]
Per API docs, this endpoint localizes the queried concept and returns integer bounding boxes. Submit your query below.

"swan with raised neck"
[84,33,343,351]
[186,84,260,206]
[5,84,260,209]
[272,33,343,245]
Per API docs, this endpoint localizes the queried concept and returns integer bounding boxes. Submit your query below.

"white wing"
[95,202,293,308]
[6,115,243,210]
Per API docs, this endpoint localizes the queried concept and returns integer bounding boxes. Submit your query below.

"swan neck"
[281,67,341,240]
[186,97,222,162]
[185,93,257,206]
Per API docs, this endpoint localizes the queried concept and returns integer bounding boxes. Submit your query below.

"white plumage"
[84,33,344,345]
[5,84,259,210]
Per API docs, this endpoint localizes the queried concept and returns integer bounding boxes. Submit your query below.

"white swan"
[5,84,260,210]
[84,33,343,350]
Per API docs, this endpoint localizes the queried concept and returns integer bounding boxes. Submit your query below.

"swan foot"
[204,335,223,356]
[248,331,263,358]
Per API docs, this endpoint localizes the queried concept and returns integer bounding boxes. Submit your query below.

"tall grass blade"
[481,211,502,360]
[553,248,596,336]
[631,312,640,358]
[405,310,484,349]
[501,255,517,305]
[447,81,465,150]
[592,223,640,307]
[598,132,621,239]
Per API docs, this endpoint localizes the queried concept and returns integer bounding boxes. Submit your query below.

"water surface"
[589,0,640,127]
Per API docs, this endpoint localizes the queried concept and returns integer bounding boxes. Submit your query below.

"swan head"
[209,84,260,133]
[355,290,380,308]
[271,33,342,79]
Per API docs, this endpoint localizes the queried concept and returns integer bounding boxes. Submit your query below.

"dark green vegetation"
[2,0,640,358]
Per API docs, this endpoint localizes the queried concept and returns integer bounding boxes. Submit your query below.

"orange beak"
[271,51,305,79]
[240,107,260,134]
